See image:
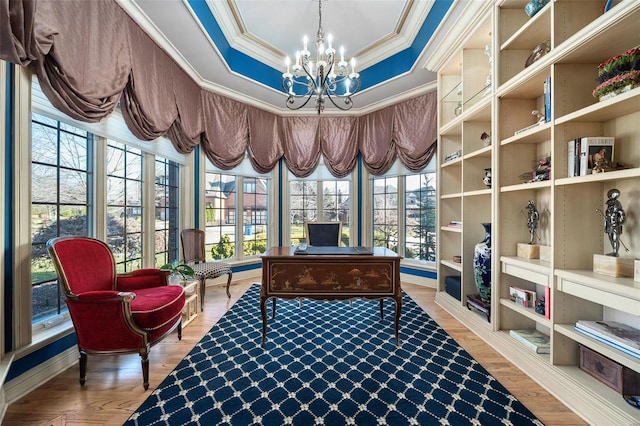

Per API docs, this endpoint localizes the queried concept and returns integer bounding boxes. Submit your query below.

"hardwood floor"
[2,279,586,425]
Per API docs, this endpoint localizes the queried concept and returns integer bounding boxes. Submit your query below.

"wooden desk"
[260,246,402,345]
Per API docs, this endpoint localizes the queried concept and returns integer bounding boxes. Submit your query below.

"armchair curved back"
[181,228,206,263]
[47,236,117,297]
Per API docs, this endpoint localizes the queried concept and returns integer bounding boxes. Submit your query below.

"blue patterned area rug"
[125,284,543,425]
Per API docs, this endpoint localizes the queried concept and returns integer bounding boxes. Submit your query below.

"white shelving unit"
[436,1,640,423]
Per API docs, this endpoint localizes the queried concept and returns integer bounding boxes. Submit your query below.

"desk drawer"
[266,261,394,293]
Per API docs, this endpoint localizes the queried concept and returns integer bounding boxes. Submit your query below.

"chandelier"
[281,0,361,114]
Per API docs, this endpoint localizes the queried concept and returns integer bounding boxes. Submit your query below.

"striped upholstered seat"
[181,229,233,311]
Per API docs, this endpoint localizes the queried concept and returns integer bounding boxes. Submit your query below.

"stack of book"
[509,285,536,308]
[510,329,550,354]
[567,136,614,176]
[574,320,640,359]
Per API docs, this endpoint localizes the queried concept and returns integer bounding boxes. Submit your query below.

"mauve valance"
[0,0,437,177]
[121,20,178,141]
[33,0,132,123]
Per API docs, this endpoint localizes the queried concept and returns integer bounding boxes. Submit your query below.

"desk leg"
[394,295,402,346]
[379,299,384,320]
[271,298,277,319]
[260,295,268,346]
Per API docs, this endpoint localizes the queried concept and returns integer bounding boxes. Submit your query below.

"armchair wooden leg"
[140,348,150,391]
[79,350,87,386]
[178,320,182,340]
[200,278,206,312]
[226,272,232,298]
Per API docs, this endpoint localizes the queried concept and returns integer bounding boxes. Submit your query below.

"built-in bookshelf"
[436,1,640,424]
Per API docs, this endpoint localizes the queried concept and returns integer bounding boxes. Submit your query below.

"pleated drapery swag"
[0,0,437,177]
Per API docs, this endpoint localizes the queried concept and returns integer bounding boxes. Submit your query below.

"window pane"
[242,177,269,257]
[31,164,58,203]
[107,141,143,271]
[154,158,179,266]
[405,173,436,261]
[372,177,398,251]
[205,173,236,260]
[31,115,91,323]
[59,168,88,204]
[31,122,58,166]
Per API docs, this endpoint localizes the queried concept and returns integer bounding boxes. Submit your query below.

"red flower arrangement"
[593,47,640,100]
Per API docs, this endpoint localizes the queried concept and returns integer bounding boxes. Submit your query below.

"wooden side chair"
[180,229,233,311]
[47,236,185,390]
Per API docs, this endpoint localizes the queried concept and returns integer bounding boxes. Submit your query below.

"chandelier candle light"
[282,0,361,114]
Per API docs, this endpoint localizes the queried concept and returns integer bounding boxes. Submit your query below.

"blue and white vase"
[473,223,492,303]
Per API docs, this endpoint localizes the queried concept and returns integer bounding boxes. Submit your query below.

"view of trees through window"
[107,141,144,272]
[154,157,180,266]
[372,171,436,262]
[290,180,350,246]
[30,113,91,322]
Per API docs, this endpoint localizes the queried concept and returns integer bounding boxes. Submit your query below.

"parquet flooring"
[2,279,586,425]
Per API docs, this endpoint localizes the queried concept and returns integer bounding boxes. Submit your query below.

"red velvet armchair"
[47,236,185,390]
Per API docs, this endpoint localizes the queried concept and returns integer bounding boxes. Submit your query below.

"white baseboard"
[3,346,78,406]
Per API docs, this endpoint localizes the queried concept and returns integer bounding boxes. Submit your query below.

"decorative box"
[579,345,640,394]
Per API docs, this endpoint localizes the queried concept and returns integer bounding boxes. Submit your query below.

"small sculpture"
[601,188,626,257]
[483,168,492,188]
[525,200,540,245]
[535,297,545,316]
[532,109,545,124]
[480,132,491,147]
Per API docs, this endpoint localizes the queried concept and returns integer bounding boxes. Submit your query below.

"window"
[290,180,350,246]
[204,171,270,260]
[371,160,437,263]
[204,172,236,260]
[372,177,398,252]
[242,177,268,256]
[107,141,143,272]
[31,113,92,323]
[154,157,180,266]
[405,173,436,261]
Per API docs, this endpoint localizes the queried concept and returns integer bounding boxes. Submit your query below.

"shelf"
[500,2,551,51]
[440,225,462,233]
[500,297,551,327]
[555,168,640,186]
[555,324,640,373]
[555,87,640,124]
[501,122,550,146]
[556,269,640,316]
[500,180,550,192]
[463,145,491,160]
[463,188,491,197]
[501,256,551,286]
[440,260,462,272]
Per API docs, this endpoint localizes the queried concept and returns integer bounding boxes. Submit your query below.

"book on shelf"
[544,76,551,123]
[544,286,550,320]
[509,329,550,354]
[509,285,536,308]
[567,138,580,177]
[448,221,462,228]
[579,137,614,176]
[574,320,640,358]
